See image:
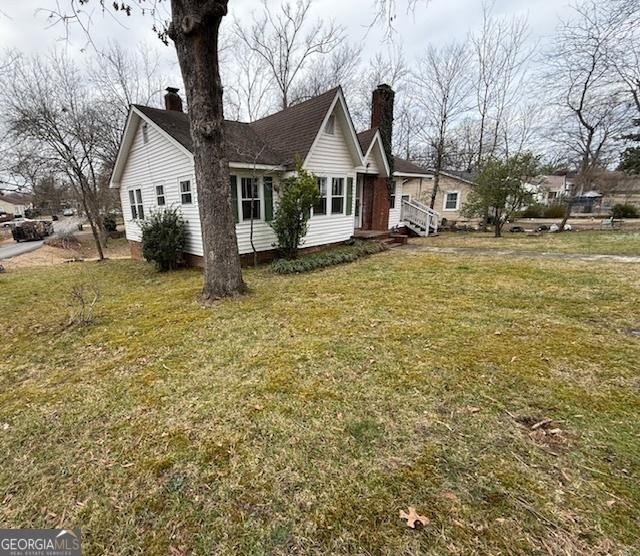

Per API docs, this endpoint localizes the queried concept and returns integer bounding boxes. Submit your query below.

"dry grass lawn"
[0,243,639,554]
[428,230,640,256]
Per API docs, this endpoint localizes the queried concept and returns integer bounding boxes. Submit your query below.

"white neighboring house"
[109,85,438,265]
[0,193,32,218]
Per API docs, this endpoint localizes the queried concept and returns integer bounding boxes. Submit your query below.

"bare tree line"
[0,44,165,258]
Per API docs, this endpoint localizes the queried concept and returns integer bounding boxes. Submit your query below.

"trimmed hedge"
[611,203,639,218]
[543,203,567,218]
[271,240,386,274]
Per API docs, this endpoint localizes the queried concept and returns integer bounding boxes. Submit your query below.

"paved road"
[0,217,82,261]
[0,239,45,260]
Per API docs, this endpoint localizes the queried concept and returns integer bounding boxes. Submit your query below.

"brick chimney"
[370,84,394,156]
[164,87,183,112]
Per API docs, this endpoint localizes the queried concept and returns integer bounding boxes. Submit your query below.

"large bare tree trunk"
[169,0,246,301]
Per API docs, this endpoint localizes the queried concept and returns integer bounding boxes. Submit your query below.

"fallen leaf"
[510,356,518,363]
[1,423,8,431]
[495,517,506,524]
[254,404,264,411]
[548,428,562,435]
[606,499,616,508]
[494,331,502,336]
[467,407,480,414]
[399,506,430,528]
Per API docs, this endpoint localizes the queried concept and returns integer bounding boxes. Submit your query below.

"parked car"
[62,208,75,216]
[11,220,54,242]
[509,226,526,233]
[0,212,14,224]
[2,218,24,229]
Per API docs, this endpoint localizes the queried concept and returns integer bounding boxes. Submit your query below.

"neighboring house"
[535,174,573,205]
[401,168,476,224]
[0,192,32,217]
[594,172,640,213]
[110,85,438,265]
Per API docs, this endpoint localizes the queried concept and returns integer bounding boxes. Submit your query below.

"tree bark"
[170,0,246,300]
[430,171,440,210]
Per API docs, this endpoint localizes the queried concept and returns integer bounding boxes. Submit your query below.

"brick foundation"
[128,240,346,269]
[128,240,143,260]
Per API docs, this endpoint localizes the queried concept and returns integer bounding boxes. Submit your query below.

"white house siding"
[304,107,358,247]
[388,179,403,229]
[363,150,380,175]
[0,200,26,216]
[119,118,203,255]
[119,103,364,257]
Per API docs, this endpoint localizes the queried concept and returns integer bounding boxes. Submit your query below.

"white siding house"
[110,85,436,264]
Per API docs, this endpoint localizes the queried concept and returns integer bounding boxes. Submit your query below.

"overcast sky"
[1,0,576,77]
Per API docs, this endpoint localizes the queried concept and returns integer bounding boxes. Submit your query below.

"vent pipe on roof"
[164,87,183,112]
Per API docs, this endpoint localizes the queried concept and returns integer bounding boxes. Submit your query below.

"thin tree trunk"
[79,189,105,260]
[430,171,440,210]
[170,0,246,301]
[558,200,573,232]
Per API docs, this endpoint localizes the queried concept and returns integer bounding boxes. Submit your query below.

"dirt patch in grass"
[2,237,130,270]
[0,252,639,554]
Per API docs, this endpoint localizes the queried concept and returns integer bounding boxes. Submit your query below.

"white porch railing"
[401,199,440,237]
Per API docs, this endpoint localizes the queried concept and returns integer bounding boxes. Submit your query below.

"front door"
[354,176,363,228]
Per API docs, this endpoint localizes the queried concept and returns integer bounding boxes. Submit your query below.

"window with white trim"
[314,177,327,215]
[325,114,335,135]
[155,185,166,206]
[331,177,345,214]
[444,191,459,210]
[180,179,193,204]
[128,188,144,220]
[241,177,260,220]
[389,180,397,209]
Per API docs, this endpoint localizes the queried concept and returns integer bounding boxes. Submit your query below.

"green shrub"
[611,203,639,218]
[269,163,320,259]
[141,208,187,271]
[520,203,544,218]
[271,240,385,274]
[103,214,117,232]
[543,203,567,218]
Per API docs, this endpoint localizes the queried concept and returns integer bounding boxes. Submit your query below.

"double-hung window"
[128,188,144,220]
[241,177,260,220]
[389,180,397,209]
[180,179,193,204]
[444,191,459,210]
[155,185,166,206]
[314,177,327,215]
[331,177,345,214]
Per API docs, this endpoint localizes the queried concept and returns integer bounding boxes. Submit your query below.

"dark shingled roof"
[250,87,340,166]
[0,192,32,205]
[393,156,431,176]
[441,168,476,184]
[135,88,340,167]
[356,128,378,154]
[134,105,284,165]
[358,128,431,176]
